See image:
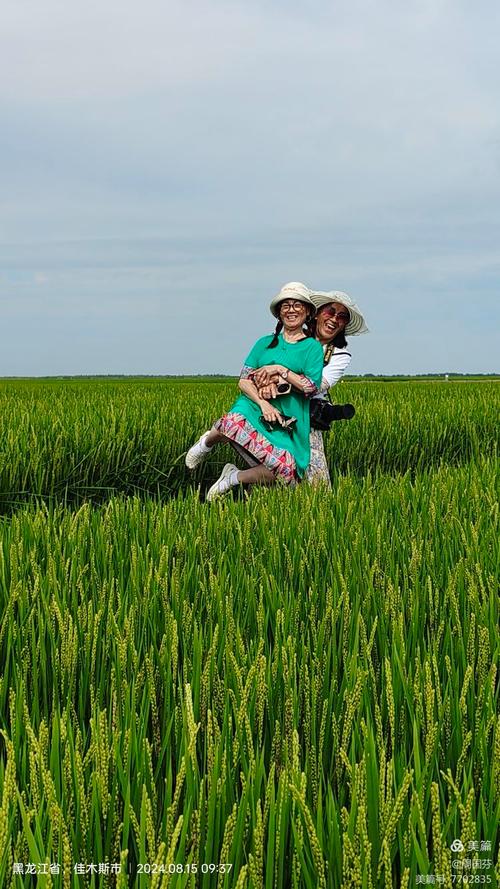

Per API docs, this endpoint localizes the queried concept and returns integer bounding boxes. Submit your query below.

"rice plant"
[0,380,498,887]
[0,379,497,507]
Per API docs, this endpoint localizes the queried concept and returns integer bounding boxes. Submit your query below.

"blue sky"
[1,0,499,375]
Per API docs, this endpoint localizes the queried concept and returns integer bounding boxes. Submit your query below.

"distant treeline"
[2,373,499,382]
[345,373,500,381]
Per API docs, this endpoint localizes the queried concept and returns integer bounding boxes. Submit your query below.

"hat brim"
[269,283,316,318]
[310,291,369,336]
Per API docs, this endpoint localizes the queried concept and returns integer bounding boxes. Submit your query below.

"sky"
[1,0,499,376]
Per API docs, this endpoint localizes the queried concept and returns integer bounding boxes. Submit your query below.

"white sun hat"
[310,290,369,336]
[269,282,316,318]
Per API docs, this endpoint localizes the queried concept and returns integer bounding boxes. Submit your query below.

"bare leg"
[205,428,227,447]
[236,465,275,486]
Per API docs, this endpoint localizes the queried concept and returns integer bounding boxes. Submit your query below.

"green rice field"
[0,379,498,888]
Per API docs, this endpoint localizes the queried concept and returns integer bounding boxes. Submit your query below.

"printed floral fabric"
[215,412,297,484]
[297,374,318,397]
[304,429,331,487]
[239,365,255,381]
[230,333,324,477]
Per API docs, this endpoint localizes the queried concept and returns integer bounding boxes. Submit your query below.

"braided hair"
[269,320,284,349]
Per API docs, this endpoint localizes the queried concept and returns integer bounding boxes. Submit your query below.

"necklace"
[281,332,306,344]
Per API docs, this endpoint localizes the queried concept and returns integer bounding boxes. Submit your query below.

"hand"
[253,364,284,387]
[257,383,278,399]
[276,374,291,394]
[259,402,287,425]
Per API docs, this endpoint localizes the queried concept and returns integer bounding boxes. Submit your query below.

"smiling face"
[279,299,309,332]
[315,302,350,343]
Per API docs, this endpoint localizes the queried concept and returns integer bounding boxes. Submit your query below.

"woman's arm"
[252,364,285,386]
[258,340,324,399]
[238,378,288,425]
[253,363,316,394]
[238,376,265,404]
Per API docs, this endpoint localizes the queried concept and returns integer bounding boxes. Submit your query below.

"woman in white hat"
[185,283,324,500]
[306,291,369,485]
[254,290,369,487]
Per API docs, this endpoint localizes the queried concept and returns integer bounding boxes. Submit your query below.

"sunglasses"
[320,307,350,322]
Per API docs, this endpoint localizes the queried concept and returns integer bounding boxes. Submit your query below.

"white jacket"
[311,344,352,399]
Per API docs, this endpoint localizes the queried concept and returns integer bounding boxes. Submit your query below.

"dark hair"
[269,320,283,348]
[269,302,315,348]
[331,330,348,349]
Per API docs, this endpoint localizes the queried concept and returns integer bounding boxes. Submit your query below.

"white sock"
[219,468,240,493]
[200,434,213,453]
[228,469,240,487]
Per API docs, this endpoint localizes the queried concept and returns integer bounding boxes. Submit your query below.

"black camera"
[310,400,355,431]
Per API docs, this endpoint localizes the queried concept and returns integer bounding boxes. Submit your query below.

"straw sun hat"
[269,282,316,318]
[310,290,369,336]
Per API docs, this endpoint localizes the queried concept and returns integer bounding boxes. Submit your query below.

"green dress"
[215,333,324,481]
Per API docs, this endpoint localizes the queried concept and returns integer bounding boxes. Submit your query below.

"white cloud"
[1,0,499,372]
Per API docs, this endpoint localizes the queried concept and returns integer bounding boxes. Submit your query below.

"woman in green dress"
[185,283,324,500]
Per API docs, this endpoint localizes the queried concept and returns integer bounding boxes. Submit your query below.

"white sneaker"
[185,431,212,469]
[206,464,239,501]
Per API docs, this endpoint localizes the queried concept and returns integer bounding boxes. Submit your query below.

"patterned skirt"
[303,429,331,487]
[214,412,297,484]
